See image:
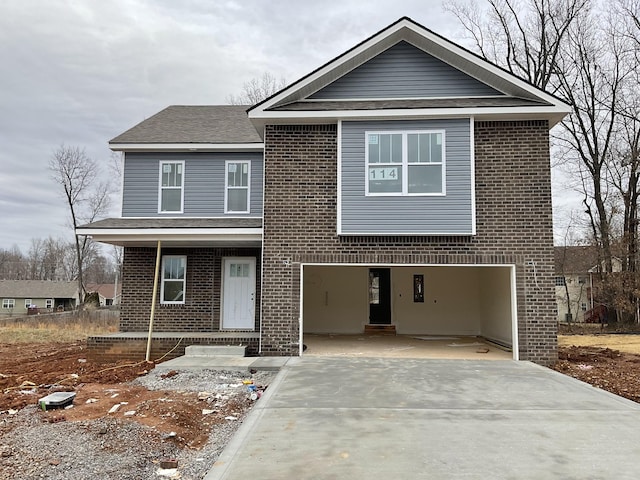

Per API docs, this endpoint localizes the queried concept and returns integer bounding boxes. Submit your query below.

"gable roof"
[554,246,598,275]
[86,283,122,300]
[0,280,78,299]
[109,105,263,152]
[249,17,570,129]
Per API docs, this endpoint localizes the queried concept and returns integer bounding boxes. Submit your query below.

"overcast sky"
[0,0,577,252]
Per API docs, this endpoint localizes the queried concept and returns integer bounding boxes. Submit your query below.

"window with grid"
[161,255,186,304]
[225,161,250,213]
[366,130,445,195]
[2,299,15,309]
[555,276,566,286]
[159,161,184,213]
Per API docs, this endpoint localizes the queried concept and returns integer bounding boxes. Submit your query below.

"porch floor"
[303,334,513,360]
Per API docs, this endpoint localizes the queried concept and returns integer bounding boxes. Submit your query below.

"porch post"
[146,240,162,361]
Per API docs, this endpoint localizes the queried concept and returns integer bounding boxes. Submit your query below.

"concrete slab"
[185,345,248,356]
[206,357,640,480]
[248,357,290,371]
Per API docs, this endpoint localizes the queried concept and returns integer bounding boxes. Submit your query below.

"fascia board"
[251,105,571,127]
[109,143,265,152]
[77,227,263,237]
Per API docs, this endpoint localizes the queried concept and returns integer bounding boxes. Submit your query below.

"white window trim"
[158,161,185,214]
[45,299,53,309]
[25,299,32,308]
[2,299,15,309]
[160,255,187,305]
[365,129,446,196]
[224,160,251,214]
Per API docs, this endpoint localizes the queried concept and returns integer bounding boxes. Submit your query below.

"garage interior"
[301,265,516,360]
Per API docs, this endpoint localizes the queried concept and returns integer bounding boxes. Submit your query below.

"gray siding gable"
[122,152,263,217]
[310,41,502,100]
[340,119,473,235]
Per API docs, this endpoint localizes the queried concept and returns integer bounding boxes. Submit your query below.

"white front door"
[222,257,256,330]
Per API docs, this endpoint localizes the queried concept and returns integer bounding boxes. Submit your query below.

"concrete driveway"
[206,358,640,479]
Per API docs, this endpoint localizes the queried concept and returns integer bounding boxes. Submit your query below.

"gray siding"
[122,152,263,217]
[311,41,501,99]
[341,119,473,235]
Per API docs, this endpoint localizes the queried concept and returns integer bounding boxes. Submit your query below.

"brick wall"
[120,246,261,332]
[261,121,557,365]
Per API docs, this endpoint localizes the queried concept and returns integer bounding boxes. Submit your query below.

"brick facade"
[120,246,261,332]
[260,121,557,365]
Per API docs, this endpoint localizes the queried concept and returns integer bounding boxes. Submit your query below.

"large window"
[2,299,15,309]
[366,130,445,195]
[225,161,250,213]
[161,255,186,304]
[159,161,184,213]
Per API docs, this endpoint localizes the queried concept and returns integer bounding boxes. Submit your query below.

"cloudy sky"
[0,0,576,252]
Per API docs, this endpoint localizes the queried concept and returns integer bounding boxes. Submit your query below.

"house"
[554,246,595,323]
[0,280,79,314]
[554,246,623,323]
[85,283,122,306]
[78,17,570,365]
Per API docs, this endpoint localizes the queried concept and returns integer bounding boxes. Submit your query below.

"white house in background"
[86,283,122,306]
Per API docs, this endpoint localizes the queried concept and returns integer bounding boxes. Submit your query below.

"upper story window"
[366,130,445,196]
[159,161,184,213]
[161,255,186,304]
[225,161,250,213]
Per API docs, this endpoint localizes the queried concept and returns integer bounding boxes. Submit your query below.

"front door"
[222,257,256,329]
[369,268,391,324]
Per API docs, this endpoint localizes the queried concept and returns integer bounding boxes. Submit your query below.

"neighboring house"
[0,280,79,314]
[79,17,570,365]
[554,246,623,323]
[85,283,122,306]
[554,246,595,323]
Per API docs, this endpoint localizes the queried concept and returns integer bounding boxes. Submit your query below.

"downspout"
[146,240,162,362]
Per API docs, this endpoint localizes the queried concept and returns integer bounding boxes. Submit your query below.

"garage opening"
[301,264,517,360]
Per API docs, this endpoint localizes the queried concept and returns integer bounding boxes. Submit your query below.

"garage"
[301,264,517,359]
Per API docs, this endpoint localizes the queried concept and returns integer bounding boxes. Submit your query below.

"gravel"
[0,368,277,479]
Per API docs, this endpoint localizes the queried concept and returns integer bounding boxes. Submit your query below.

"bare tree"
[49,146,111,305]
[227,72,286,105]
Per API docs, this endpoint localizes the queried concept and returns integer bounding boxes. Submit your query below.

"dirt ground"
[0,342,255,449]
[553,335,640,403]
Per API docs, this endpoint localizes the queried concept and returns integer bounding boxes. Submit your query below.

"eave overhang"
[109,143,265,153]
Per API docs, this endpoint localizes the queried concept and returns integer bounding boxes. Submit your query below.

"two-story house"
[79,17,570,365]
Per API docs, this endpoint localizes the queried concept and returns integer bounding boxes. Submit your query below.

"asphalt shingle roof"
[0,280,78,299]
[109,106,262,144]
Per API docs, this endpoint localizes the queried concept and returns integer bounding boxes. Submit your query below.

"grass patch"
[0,312,118,344]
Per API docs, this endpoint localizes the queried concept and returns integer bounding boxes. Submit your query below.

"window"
[225,161,250,213]
[159,161,184,213]
[45,299,53,309]
[2,299,15,309]
[366,130,445,195]
[161,255,186,304]
[555,276,566,286]
[578,276,587,284]
[581,302,588,312]
[25,299,32,308]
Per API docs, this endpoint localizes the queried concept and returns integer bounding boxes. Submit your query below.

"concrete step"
[185,345,248,357]
[364,324,396,335]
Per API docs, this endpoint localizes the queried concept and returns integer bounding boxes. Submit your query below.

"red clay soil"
[3,341,640,448]
[0,342,251,448]
[553,345,640,402]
